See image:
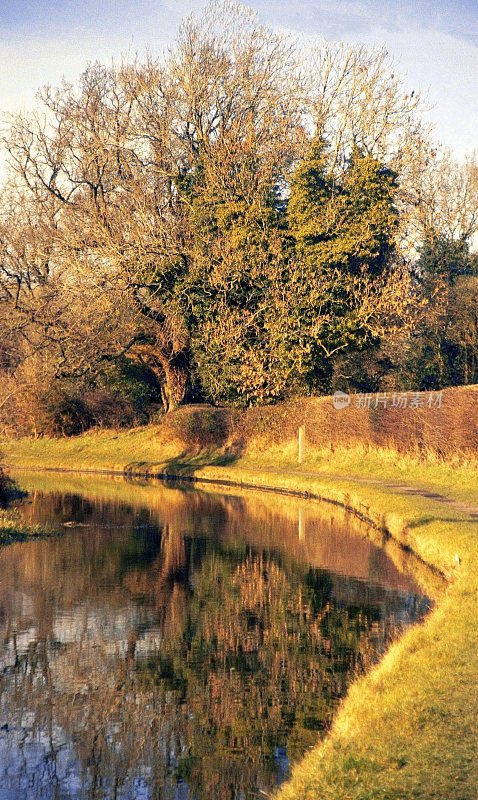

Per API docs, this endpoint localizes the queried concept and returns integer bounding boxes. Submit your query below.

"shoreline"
[8,462,449,587]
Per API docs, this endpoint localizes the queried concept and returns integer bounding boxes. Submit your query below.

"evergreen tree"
[178,137,408,405]
[287,136,333,267]
[340,148,398,276]
[284,139,400,394]
[288,140,398,277]
[403,235,478,389]
[418,235,478,284]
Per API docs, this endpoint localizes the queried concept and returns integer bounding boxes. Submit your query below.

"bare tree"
[1,3,306,409]
[0,1,436,413]
[406,149,478,244]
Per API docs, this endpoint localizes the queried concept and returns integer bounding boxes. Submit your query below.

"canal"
[0,473,431,800]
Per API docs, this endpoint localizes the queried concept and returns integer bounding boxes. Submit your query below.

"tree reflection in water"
[0,480,430,799]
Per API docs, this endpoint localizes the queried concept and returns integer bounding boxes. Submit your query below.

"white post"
[298,507,305,540]
[298,425,305,465]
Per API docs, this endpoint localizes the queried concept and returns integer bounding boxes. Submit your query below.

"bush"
[0,468,19,507]
[0,358,162,437]
[35,391,93,437]
[82,389,147,429]
[164,405,233,448]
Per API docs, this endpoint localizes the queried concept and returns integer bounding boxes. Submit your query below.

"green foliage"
[418,235,478,283]
[181,138,402,406]
[340,149,399,276]
[287,136,332,258]
[402,236,478,389]
[181,154,300,405]
[288,141,398,277]
[84,359,163,427]
[98,359,161,407]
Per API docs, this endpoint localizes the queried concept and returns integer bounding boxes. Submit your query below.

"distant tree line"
[1,1,477,435]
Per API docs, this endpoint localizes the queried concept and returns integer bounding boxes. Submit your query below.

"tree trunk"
[130,290,191,412]
[159,350,191,412]
[134,343,191,413]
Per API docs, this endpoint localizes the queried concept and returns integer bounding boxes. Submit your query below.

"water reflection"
[0,476,430,799]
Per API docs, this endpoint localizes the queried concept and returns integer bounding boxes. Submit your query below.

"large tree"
[0,1,430,416]
[2,4,304,410]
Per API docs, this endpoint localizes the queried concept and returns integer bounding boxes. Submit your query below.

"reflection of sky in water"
[0,480,431,800]
[0,699,192,799]
[0,732,156,800]
[0,727,93,800]
[1,605,162,668]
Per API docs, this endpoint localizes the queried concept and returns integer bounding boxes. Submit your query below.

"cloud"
[0,0,476,167]
[258,0,478,158]
[252,0,478,41]
[340,24,478,158]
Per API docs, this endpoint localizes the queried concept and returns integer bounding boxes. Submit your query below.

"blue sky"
[1,0,477,159]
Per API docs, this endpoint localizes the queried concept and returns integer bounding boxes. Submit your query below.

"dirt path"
[252,466,478,519]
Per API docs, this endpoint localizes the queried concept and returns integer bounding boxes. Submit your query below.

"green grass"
[2,425,478,799]
[0,509,53,545]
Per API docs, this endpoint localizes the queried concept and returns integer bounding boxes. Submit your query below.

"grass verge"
[2,425,478,799]
[0,467,51,545]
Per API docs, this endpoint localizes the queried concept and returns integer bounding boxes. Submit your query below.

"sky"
[0,0,477,168]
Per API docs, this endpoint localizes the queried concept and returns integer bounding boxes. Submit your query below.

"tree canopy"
[0,1,476,432]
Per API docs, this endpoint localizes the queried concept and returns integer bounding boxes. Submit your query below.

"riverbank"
[2,425,478,799]
[0,468,43,545]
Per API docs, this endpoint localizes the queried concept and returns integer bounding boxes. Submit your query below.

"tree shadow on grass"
[407,517,478,529]
[123,439,246,479]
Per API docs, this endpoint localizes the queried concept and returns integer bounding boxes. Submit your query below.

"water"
[0,473,431,800]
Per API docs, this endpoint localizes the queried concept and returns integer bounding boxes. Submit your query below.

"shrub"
[164,406,233,448]
[36,391,93,437]
[0,467,19,507]
[82,389,146,429]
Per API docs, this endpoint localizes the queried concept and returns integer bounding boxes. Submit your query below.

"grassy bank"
[0,469,54,546]
[2,397,478,799]
[0,511,51,546]
[2,413,478,509]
